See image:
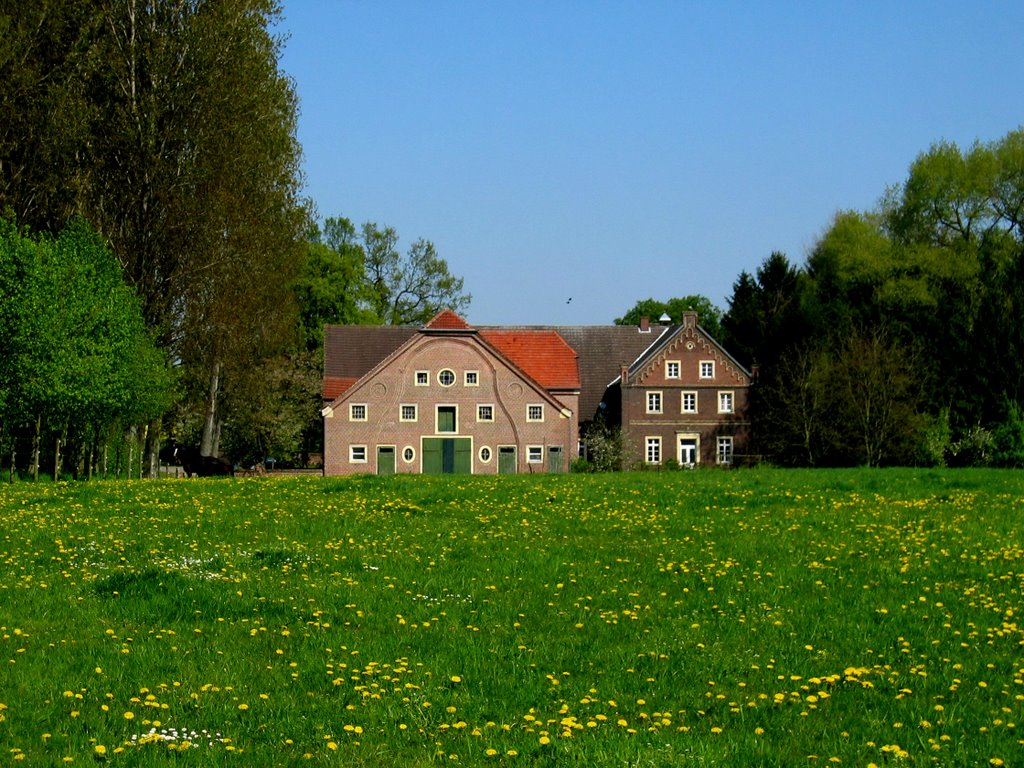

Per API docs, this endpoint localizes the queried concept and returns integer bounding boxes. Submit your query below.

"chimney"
[682,311,697,329]
[639,316,650,333]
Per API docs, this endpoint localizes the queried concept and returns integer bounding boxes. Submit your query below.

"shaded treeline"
[719,129,1024,467]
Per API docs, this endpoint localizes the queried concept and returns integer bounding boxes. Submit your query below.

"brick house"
[322,309,751,474]
[615,311,752,467]
[322,310,579,475]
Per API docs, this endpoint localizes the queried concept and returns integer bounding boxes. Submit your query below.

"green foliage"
[579,416,625,471]
[721,251,804,369]
[0,217,169,476]
[298,216,471,338]
[0,0,309,473]
[738,128,1024,466]
[615,295,724,339]
[917,408,952,468]
[991,399,1024,468]
[359,221,471,325]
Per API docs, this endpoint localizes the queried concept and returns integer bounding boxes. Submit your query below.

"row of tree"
[0,1,470,478]
[715,129,1024,467]
[0,219,171,479]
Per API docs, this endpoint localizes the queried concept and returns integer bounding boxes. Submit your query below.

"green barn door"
[498,446,517,474]
[423,439,442,474]
[423,438,471,474]
[377,446,395,475]
[453,439,471,473]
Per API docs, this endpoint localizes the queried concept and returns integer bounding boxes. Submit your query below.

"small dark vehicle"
[173,446,234,477]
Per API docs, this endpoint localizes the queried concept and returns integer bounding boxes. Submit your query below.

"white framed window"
[477,404,494,422]
[527,445,543,463]
[415,371,430,386]
[646,436,662,464]
[700,360,715,379]
[527,404,544,422]
[479,446,492,463]
[350,445,367,463]
[718,391,734,414]
[349,403,367,421]
[666,361,680,379]
[400,404,418,422]
[402,446,416,463]
[717,436,734,465]
[646,391,663,414]
[682,391,697,413]
[464,371,479,386]
[438,369,456,387]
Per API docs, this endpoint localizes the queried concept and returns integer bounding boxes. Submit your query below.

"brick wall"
[324,334,578,475]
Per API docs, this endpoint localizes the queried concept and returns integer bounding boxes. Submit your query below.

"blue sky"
[277,1,1023,326]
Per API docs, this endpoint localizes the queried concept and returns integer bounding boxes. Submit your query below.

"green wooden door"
[422,438,471,474]
[498,446,517,474]
[377,446,395,475]
[423,439,442,474]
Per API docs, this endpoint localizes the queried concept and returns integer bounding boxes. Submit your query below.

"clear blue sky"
[277,1,1023,326]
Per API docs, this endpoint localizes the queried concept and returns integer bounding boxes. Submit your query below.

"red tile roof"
[480,330,580,390]
[323,376,356,400]
[425,309,472,330]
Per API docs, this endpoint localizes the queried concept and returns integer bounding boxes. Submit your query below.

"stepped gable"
[479,329,580,391]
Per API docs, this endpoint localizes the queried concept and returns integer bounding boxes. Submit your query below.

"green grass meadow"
[1,469,1022,766]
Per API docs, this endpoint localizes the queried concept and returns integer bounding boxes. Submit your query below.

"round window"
[438,369,456,386]
[402,447,415,463]
[479,446,492,463]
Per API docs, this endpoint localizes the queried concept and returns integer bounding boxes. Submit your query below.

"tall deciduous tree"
[1,1,309,471]
[360,221,470,326]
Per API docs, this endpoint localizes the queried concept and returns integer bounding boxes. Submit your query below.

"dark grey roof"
[323,324,416,380]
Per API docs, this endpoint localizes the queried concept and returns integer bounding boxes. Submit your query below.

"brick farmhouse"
[322,309,751,475]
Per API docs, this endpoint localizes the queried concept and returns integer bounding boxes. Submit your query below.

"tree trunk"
[200,360,221,457]
[32,415,41,481]
[144,416,161,478]
[53,426,64,481]
[212,418,223,459]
